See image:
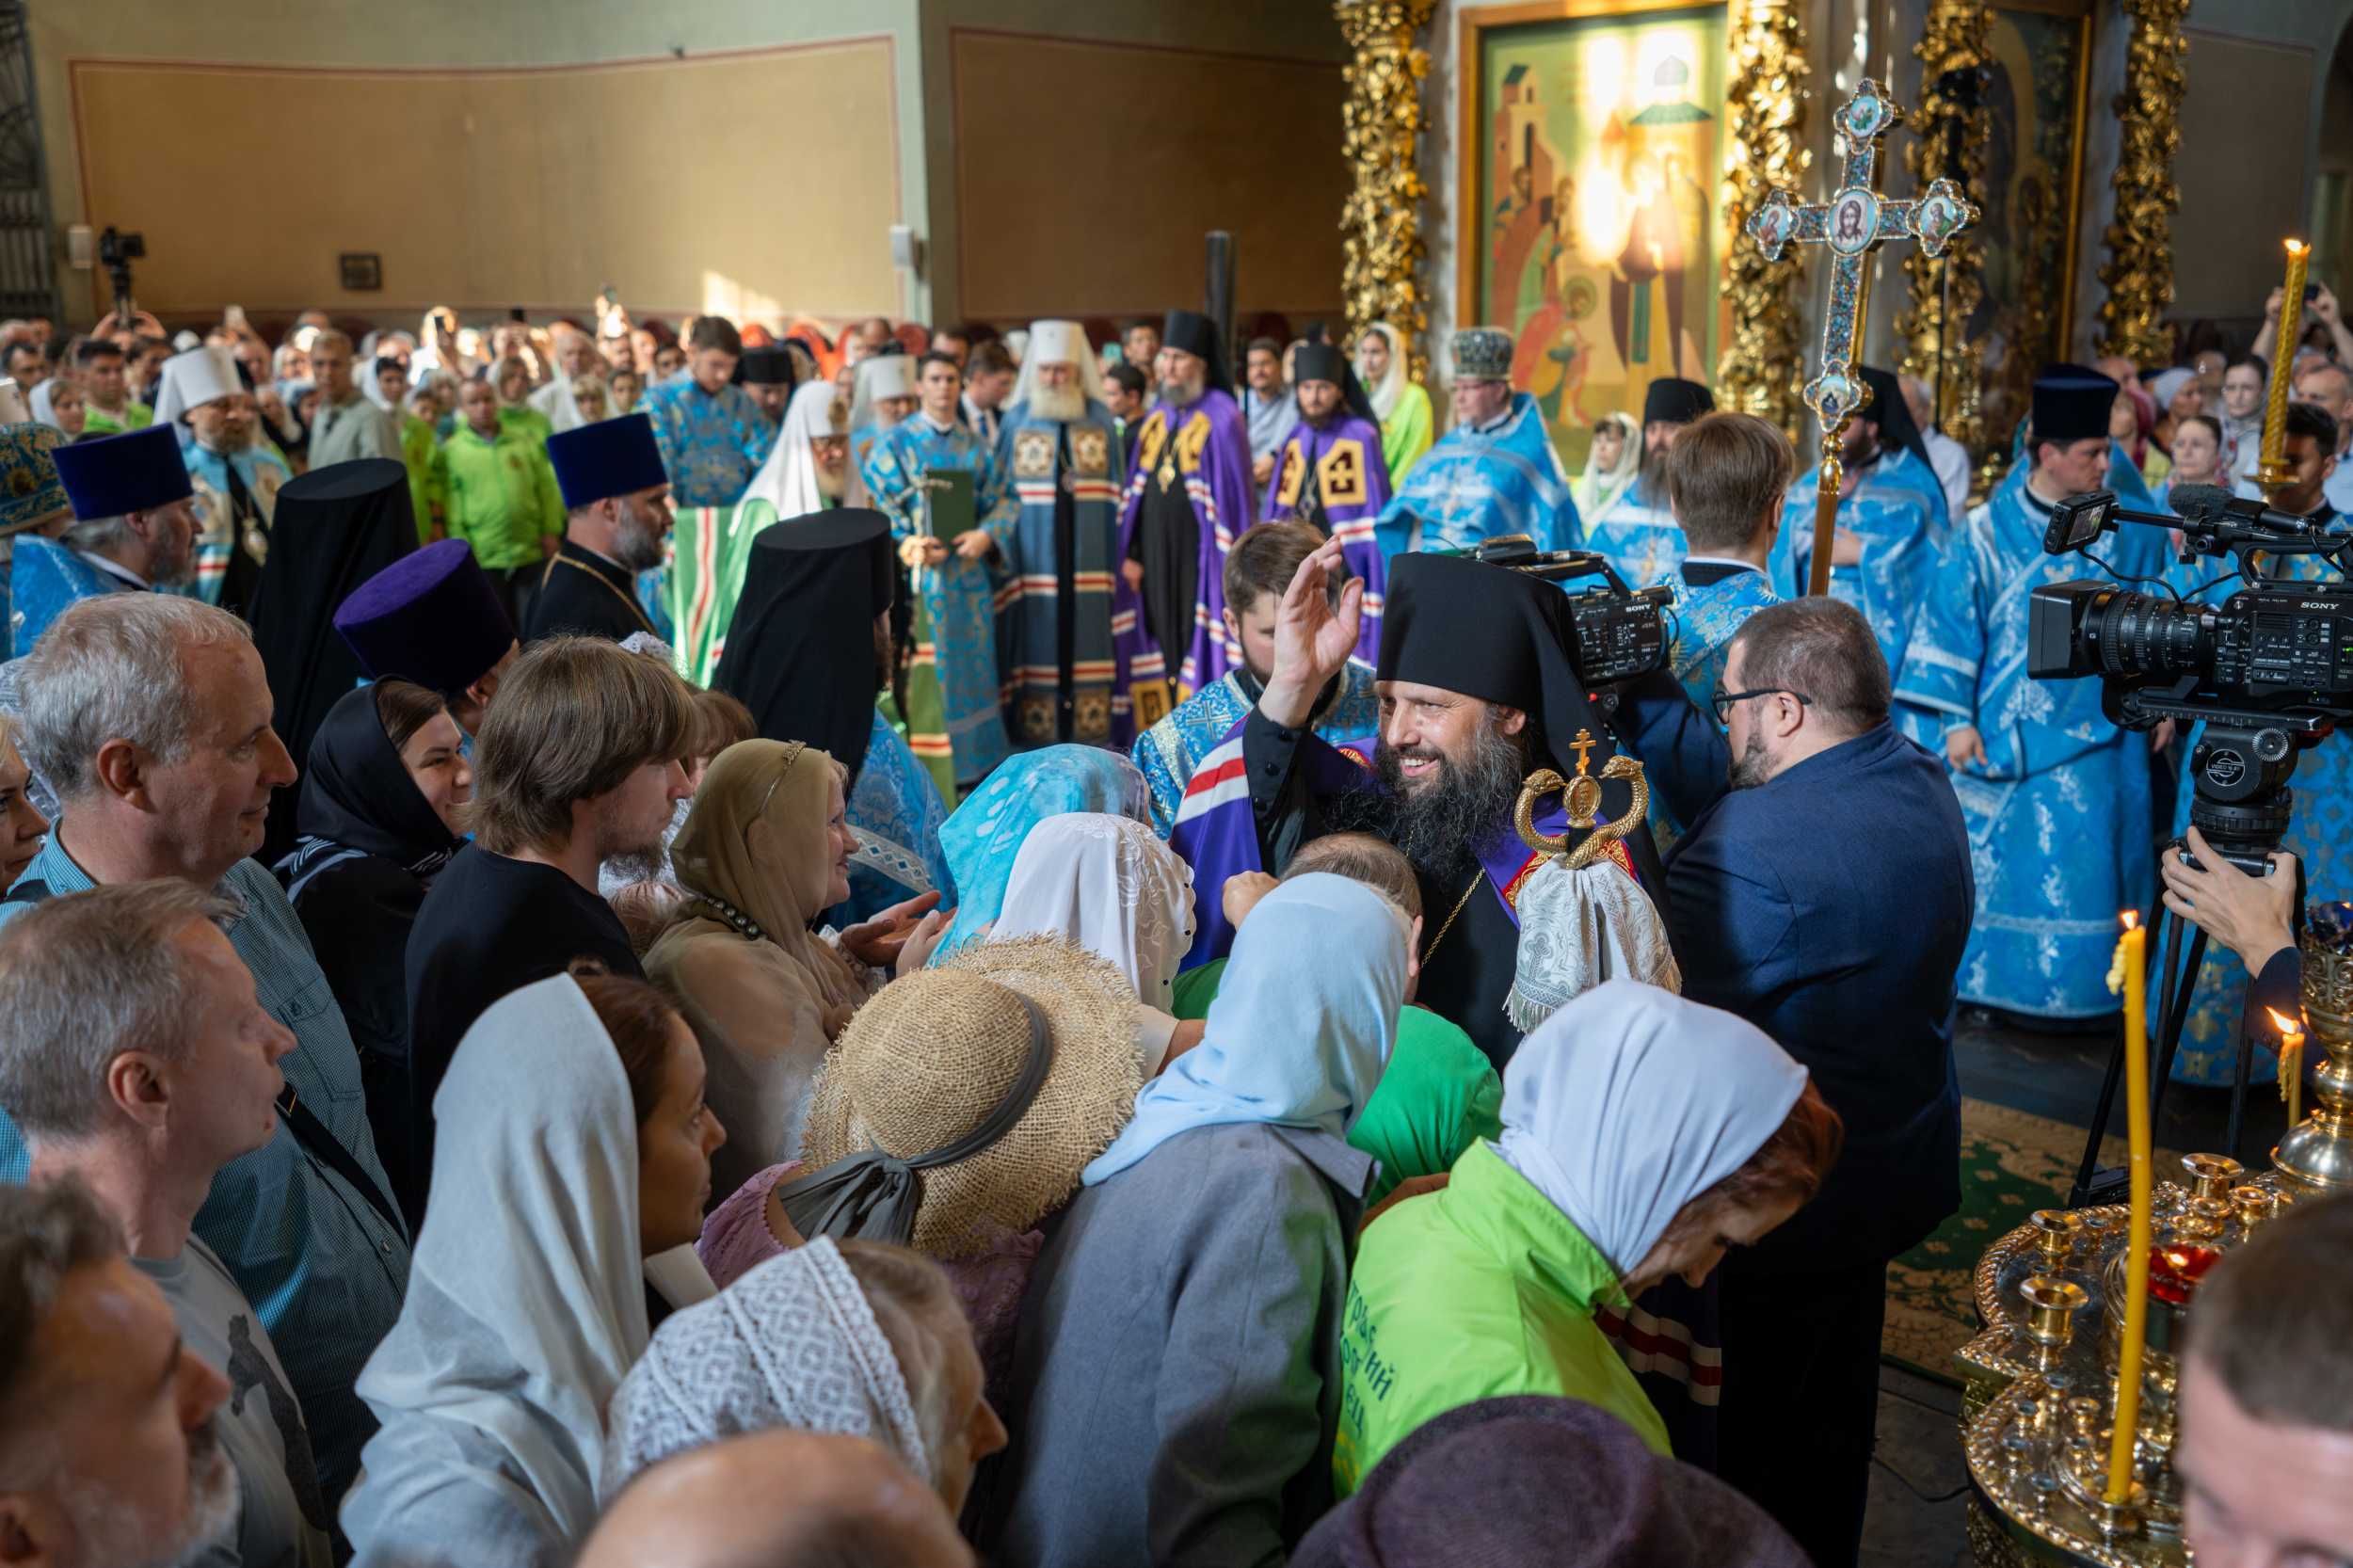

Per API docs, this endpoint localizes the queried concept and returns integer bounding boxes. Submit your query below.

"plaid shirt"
[0,841,410,1499]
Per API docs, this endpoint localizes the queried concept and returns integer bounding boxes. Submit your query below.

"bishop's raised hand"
[1258,536,1363,729]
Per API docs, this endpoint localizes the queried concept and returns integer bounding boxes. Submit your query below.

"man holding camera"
[1897,365,2179,1021]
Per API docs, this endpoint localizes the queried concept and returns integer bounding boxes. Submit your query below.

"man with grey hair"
[2292,356,2353,516]
[0,1179,239,1568]
[302,328,400,468]
[0,592,410,1506]
[7,883,329,1566]
[8,423,197,659]
[1898,372,1972,521]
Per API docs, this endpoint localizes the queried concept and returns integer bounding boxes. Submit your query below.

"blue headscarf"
[1082,873,1409,1185]
[930,745,1149,958]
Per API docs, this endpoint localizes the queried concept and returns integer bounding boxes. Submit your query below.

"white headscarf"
[1494,980,1808,1278]
[0,379,26,424]
[28,378,66,430]
[1082,873,1407,1184]
[344,975,660,1547]
[1008,319,1107,413]
[600,1238,932,1499]
[848,354,916,433]
[743,379,849,517]
[1575,411,1642,519]
[991,813,1195,1015]
[1355,322,1411,424]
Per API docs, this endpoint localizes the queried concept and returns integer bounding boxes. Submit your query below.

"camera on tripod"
[1469,534,1673,685]
[97,226,145,320]
[2025,483,2353,871]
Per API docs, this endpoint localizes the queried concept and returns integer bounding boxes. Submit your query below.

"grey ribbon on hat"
[775,991,1055,1246]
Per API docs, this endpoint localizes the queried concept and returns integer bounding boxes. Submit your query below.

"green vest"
[1334,1140,1670,1495]
[434,428,565,572]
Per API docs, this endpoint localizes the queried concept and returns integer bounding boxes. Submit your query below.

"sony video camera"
[1470,535,1673,685]
[2026,483,2353,864]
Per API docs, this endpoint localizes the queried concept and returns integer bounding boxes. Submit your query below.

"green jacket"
[400,415,441,543]
[1172,959,1500,1206]
[497,405,554,448]
[1334,1140,1670,1495]
[433,427,565,571]
[83,399,154,436]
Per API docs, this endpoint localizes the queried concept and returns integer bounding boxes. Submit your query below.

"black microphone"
[2169,483,2322,535]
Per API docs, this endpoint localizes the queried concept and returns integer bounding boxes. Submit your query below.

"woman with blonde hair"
[644,739,947,1202]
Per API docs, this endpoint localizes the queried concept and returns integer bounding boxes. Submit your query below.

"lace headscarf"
[599,1238,932,1498]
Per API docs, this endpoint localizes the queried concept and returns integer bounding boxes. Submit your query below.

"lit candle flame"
[2121,910,2140,932]
[2265,1007,2300,1035]
[2267,1008,2306,1124]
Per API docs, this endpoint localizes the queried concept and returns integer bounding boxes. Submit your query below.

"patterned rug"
[1882,1097,2180,1384]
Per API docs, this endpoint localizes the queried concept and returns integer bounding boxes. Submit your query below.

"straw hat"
[798,935,1143,1259]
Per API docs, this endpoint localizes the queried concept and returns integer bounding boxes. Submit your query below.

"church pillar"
[1335,0,1437,385]
[1893,0,1992,464]
[1719,0,1814,441]
[2095,0,2189,367]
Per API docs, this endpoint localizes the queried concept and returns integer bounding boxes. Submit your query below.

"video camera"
[97,226,144,322]
[2025,483,2353,867]
[1470,535,1673,685]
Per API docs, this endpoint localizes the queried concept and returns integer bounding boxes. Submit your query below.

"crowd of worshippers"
[0,288,2348,1568]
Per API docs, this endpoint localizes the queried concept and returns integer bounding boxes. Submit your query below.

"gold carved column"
[2096,0,2189,366]
[1893,0,1993,456]
[1717,0,1812,440]
[1336,0,1437,383]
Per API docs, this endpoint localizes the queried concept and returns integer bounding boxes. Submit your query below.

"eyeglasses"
[1710,685,1814,724]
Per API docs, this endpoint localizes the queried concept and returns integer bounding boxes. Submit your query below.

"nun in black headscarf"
[276,680,468,1225]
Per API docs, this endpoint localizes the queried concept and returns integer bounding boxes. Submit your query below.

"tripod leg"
[2224,1013,2256,1161]
[2071,1022,2130,1208]
[2150,922,2207,1132]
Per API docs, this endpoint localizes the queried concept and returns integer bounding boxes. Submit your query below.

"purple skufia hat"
[1295,1397,1811,1568]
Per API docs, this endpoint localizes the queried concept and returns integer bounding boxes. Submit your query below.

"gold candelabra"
[2273,931,2353,1195]
[1894,0,1992,457]
[1716,0,1812,442]
[2095,0,2189,367]
[1336,0,1436,386]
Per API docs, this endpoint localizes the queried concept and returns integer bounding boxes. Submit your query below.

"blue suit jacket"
[1620,673,1974,1269]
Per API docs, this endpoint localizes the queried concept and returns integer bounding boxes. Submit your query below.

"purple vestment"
[1112,387,1255,701]
[1261,411,1393,664]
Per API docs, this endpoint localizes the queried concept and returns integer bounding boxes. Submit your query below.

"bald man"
[577,1432,974,1568]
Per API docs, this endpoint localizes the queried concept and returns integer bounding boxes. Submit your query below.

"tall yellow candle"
[2105,912,2153,1506]
[2260,239,2312,483]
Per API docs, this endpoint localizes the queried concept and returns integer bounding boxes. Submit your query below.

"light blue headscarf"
[930,745,1150,958]
[1082,873,1409,1185]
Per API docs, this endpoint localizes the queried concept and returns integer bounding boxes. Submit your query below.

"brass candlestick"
[2274,930,2353,1194]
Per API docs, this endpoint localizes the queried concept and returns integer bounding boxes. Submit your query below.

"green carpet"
[1881,1097,2177,1384]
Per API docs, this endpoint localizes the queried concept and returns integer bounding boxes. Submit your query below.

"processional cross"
[1746,81,1980,596]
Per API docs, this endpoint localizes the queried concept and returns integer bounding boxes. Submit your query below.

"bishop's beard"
[1639,442,1670,500]
[1336,714,1529,881]
[1030,382,1086,424]
[814,459,848,500]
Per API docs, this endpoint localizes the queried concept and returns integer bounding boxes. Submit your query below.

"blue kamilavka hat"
[49,423,192,520]
[546,412,669,511]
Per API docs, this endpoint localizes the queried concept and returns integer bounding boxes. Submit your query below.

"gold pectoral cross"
[1568,728,1597,778]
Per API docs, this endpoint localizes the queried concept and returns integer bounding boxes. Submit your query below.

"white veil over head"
[1356,322,1410,423]
[1010,319,1107,413]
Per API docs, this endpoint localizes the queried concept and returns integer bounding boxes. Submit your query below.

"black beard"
[1337,722,1528,880]
[1640,443,1670,498]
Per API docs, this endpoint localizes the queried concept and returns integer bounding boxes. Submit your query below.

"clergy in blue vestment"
[861,352,1016,791]
[0,418,70,650]
[1371,326,1579,561]
[1769,366,1948,687]
[1574,376,1714,590]
[638,315,776,507]
[152,344,292,616]
[1131,520,1379,836]
[11,424,196,659]
[993,320,1132,748]
[1647,411,1793,855]
[2159,401,2348,1083]
[1897,365,2176,1018]
[1262,341,1391,663]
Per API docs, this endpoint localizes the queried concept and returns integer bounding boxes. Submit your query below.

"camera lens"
[2084,592,2215,680]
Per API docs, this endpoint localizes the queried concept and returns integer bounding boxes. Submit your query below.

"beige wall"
[32,0,928,327]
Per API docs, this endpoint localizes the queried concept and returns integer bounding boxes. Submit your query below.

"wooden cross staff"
[1747,81,1980,596]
